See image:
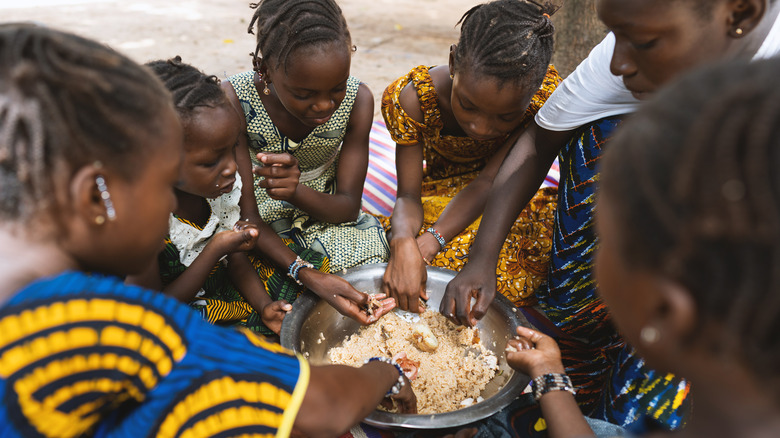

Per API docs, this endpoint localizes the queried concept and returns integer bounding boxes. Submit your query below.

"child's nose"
[312,98,335,114]
[469,119,495,139]
[223,158,237,176]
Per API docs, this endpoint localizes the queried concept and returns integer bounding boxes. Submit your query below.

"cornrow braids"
[452,0,556,87]
[0,23,173,222]
[146,56,225,122]
[600,57,780,393]
[247,0,352,73]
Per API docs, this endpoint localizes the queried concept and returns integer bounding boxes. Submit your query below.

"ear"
[448,44,457,78]
[651,277,698,345]
[258,62,272,84]
[69,163,113,228]
[726,0,767,37]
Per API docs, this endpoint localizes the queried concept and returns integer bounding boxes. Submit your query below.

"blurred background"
[0,0,607,116]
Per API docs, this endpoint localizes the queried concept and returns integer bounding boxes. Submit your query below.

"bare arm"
[294,361,416,438]
[417,129,520,261]
[442,122,574,326]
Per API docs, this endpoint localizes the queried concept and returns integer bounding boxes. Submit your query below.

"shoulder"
[395,65,444,124]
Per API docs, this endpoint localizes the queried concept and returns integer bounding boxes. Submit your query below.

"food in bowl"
[328,308,499,414]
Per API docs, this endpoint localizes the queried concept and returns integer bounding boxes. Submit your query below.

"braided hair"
[247,0,352,72]
[0,23,172,222]
[452,0,556,87]
[146,56,225,123]
[600,57,780,391]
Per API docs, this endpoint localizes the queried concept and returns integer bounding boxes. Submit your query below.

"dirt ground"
[1,0,481,117]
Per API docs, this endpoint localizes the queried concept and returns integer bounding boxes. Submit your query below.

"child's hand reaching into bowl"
[261,299,292,335]
[505,326,566,378]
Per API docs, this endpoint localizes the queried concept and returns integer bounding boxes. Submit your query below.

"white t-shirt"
[536,13,780,131]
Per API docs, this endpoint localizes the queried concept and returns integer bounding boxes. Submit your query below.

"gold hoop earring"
[640,326,660,345]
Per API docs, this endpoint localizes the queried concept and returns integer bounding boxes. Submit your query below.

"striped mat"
[362,120,560,217]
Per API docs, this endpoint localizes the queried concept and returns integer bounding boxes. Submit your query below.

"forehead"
[279,42,351,89]
[455,69,534,114]
[183,104,241,152]
[597,0,709,27]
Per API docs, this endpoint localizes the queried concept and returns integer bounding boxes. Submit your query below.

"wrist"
[531,373,575,402]
[287,256,314,286]
[528,362,566,380]
[364,356,406,397]
[424,226,446,251]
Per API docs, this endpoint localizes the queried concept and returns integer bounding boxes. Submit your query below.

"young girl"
[446,0,780,431]
[381,0,560,313]
[130,57,392,334]
[0,23,415,437]
[504,56,780,438]
[222,0,388,273]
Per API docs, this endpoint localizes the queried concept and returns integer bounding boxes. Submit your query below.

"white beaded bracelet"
[365,356,406,396]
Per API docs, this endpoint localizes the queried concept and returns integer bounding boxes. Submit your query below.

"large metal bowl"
[280,263,531,430]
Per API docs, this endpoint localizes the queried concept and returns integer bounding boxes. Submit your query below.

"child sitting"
[380,0,560,313]
[0,23,415,438]
[129,57,394,334]
[223,0,389,273]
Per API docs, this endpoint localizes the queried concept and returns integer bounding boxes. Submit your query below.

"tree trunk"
[550,0,609,77]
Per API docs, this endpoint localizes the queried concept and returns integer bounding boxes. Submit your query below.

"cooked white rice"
[328,309,498,414]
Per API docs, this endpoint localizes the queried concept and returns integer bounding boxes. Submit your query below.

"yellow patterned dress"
[381,65,560,306]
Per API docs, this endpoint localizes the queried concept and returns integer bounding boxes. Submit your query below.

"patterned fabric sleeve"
[381,68,424,146]
[526,65,562,118]
[0,271,307,438]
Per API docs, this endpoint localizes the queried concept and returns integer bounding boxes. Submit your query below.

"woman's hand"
[254,152,301,201]
[382,237,428,313]
[301,269,396,324]
[505,326,565,378]
[261,299,292,335]
[440,261,495,327]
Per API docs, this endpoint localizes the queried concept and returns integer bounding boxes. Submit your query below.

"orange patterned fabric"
[379,65,561,306]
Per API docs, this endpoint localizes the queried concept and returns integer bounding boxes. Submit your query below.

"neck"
[0,226,78,305]
[681,363,780,438]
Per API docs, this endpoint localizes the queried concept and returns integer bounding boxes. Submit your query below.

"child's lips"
[218,179,236,194]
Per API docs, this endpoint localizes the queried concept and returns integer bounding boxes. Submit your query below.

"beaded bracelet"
[365,356,406,397]
[425,227,446,251]
[287,256,314,286]
[531,373,576,401]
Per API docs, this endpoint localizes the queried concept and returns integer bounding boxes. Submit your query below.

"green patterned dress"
[228,71,389,271]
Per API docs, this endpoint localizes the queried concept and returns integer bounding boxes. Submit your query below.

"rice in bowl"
[328,309,498,414]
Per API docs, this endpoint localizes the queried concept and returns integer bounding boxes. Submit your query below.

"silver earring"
[95,175,117,221]
[640,326,660,345]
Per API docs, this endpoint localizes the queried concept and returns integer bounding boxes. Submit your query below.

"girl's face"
[594,195,657,360]
[450,68,535,141]
[177,103,241,199]
[265,42,351,128]
[597,0,737,100]
[98,106,183,275]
